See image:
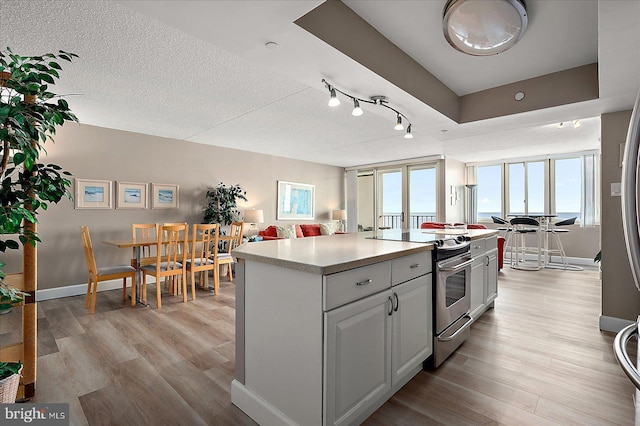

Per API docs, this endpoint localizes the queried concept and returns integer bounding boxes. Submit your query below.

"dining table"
[102,233,236,306]
[102,237,158,306]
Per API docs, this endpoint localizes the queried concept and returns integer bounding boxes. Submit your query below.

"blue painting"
[278,181,314,220]
[84,186,104,202]
[158,189,173,204]
[124,188,141,204]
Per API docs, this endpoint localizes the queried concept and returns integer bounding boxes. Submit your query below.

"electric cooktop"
[367,229,468,244]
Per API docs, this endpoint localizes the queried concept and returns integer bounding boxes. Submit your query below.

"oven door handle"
[439,258,474,272]
[437,314,473,342]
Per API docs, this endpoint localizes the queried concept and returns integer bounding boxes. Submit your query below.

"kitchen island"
[231,230,497,426]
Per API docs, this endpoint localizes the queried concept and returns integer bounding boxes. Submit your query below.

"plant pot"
[0,366,22,403]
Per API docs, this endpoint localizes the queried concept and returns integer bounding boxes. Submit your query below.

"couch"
[258,224,339,240]
[420,222,505,270]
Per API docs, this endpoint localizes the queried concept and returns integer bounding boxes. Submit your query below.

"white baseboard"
[36,277,157,302]
[599,315,635,333]
[231,379,298,426]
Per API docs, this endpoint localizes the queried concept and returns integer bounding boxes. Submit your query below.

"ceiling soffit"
[295,0,599,125]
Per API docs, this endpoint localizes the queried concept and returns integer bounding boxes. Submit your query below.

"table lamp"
[244,209,264,237]
[332,209,347,233]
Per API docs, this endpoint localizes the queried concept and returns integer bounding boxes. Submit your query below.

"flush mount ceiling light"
[443,0,528,56]
[322,79,413,137]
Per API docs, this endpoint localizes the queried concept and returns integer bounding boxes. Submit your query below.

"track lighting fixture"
[328,88,340,107]
[352,98,363,116]
[322,79,413,136]
[573,119,581,128]
[394,114,404,130]
[404,124,413,139]
[557,122,564,129]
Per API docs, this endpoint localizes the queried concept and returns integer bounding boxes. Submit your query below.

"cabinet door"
[485,250,498,304]
[324,290,392,426]
[391,275,432,386]
[470,258,485,317]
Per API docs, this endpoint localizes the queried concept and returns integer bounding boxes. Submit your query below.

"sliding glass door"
[357,163,438,232]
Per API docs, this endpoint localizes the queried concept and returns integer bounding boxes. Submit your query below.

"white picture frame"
[116,181,148,209]
[75,179,112,209]
[277,181,315,220]
[151,183,179,209]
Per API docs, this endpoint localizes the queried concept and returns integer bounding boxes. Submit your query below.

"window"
[554,157,581,220]
[477,165,502,220]
[470,152,599,226]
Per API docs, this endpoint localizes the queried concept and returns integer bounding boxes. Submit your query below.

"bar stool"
[545,217,582,270]
[492,216,512,254]
[510,217,542,270]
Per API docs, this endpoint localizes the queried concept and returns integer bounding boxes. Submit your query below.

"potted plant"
[203,182,248,227]
[0,361,22,403]
[0,47,77,291]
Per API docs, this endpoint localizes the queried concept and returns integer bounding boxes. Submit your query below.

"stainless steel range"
[431,236,473,367]
[367,230,474,367]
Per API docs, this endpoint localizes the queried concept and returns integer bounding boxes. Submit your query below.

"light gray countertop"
[232,229,497,275]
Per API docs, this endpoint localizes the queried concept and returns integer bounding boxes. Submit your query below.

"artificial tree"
[0,47,78,399]
[0,47,77,273]
[203,182,248,226]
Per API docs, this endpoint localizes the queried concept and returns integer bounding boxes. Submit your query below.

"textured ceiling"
[0,0,639,167]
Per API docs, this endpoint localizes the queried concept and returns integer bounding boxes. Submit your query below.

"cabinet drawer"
[391,252,432,286]
[485,236,497,251]
[324,262,391,311]
[470,238,486,257]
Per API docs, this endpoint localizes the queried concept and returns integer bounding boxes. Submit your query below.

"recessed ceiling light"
[514,91,525,101]
[265,42,279,50]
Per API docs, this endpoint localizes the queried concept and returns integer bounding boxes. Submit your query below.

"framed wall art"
[277,181,315,220]
[152,183,179,209]
[116,181,148,209]
[75,179,112,209]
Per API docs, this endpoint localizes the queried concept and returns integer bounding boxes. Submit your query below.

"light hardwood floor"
[32,267,636,425]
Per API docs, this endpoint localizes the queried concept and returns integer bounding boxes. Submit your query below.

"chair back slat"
[80,226,98,276]
[555,217,577,227]
[132,223,158,258]
[159,224,188,272]
[226,221,244,253]
[491,216,509,225]
[191,224,219,263]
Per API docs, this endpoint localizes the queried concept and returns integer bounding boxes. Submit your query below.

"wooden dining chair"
[80,226,136,314]
[131,223,159,268]
[218,221,244,282]
[141,223,188,309]
[185,224,220,296]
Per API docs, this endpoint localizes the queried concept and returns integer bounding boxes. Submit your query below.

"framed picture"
[75,179,112,209]
[116,181,148,209]
[152,183,179,209]
[277,181,315,220]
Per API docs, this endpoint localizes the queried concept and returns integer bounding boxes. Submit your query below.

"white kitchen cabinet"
[469,236,499,320]
[391,275,432,384]
[324,265,432,426]
[485,249,498,304]
[324,290,392,426]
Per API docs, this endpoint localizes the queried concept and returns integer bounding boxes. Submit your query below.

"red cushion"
[466,224,487,229]
[261,226,278,237]
[300,224,321,237]
[420,222,446,229]
[295,224,304,238]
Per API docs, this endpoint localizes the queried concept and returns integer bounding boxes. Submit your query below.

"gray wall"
[601,109,640,321]
[4,123,344,289]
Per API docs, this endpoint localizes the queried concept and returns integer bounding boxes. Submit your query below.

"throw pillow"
[300,224,321,237]
[276,224,298,239]
[319,223,335,235]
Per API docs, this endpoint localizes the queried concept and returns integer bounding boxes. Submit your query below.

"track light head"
[557,122,564,129]
[328,88,340,107]
[573,119,581,128]
[352,98,363,117]
[404,124,413,139]
[394,114,404,130]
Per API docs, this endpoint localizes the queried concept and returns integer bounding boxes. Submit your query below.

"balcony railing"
[379,214,436,229]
